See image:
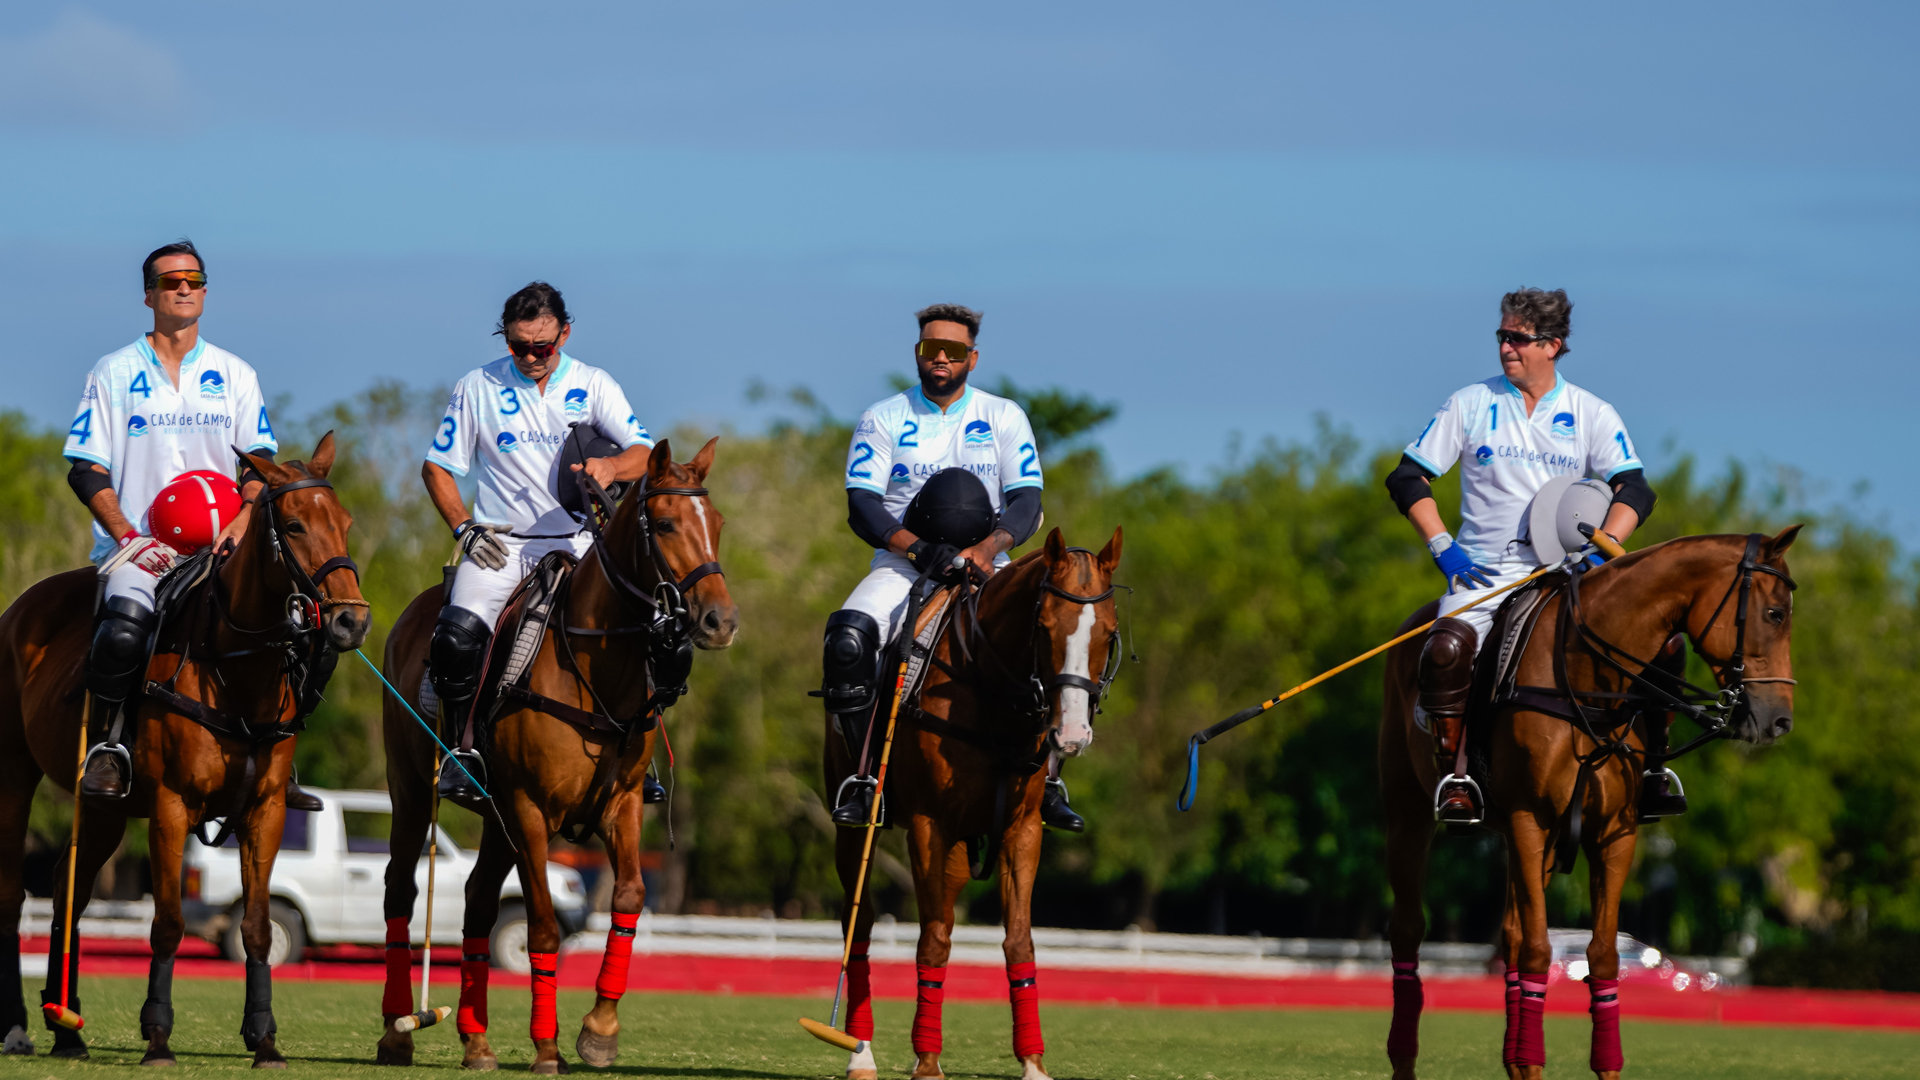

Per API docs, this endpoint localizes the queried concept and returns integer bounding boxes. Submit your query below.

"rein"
[946,548,1127,731]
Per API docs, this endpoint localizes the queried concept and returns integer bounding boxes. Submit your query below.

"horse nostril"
[1773,716,1794,737]
[703,609,721,631]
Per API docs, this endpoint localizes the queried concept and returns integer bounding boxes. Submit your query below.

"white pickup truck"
[181,787,587,972]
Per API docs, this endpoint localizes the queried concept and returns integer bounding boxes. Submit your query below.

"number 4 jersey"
[844,384,1043,557]
[63,337,279,563]
[1404,374,1644,570]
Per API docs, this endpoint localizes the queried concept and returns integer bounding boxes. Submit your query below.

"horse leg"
[1582,808,1636,1080]
[575,793,645,1067]
[1506,810,1555,1080]
[141,793,192,1065]
[455,812,516,1071]
[375,761,434,1066]
[0,743,41,1055]
[508,798,567,1075]
[833,814,884,1080]
[998,792,1049,1080]
[1383,779,1434,1079]
[41,801,125,1059]
[235,791,288,1068]
[904,817,965,1080]
[1501,870,1524,1079]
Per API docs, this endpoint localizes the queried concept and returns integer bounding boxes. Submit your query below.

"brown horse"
[375,438,736,1074]
[0,435,368,1066]
[828,528,1123,1080]
[1379,527,1801,1080]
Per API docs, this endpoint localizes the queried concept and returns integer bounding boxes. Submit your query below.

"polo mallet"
[43,696,91,1031]
[799,653,914,1054]
[1177,531,1625,810]
[391,751,454,1035]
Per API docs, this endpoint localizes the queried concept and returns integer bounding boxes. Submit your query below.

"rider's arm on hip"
[68,459,134,541]
[422,460,473,536]
[1385,454,1448,544]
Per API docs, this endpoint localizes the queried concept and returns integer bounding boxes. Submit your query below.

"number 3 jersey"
[426,353,652,536]
[1404,374,1643,570]
[63,337,279,563]
[844,384,1044,556]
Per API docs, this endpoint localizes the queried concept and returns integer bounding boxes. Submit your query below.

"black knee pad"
[429,606,493,703]
[821,609,882,717]
[86,597,156,700]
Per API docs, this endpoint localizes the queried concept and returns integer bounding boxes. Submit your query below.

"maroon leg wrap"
[1007,960,1043,1060]
[845,949,873,1042]
[912,964,945,1055]
[1588,976,1623,1072]
[382,917,413,1017]
[457,937,490,1034]
[1386,960,1422,1059]
[1515,975,1548,1068]
[1502,967,1521,1064]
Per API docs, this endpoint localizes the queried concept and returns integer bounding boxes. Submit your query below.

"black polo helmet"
[904,468,998,548]
[556,422,629,515]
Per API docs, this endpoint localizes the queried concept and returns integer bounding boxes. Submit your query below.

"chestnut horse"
[828,528,1123,1080]
[1379,527,1801,1080]
[0,435,368,1066]
[375,438,736,1074]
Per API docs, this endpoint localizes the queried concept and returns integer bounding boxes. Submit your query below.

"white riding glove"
[457,520,510,571]
[100,533,182,578]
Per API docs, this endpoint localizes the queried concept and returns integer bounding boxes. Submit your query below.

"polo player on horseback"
[1384,287,1659,823]
[420,282,656,799]
[60,240,317,810]
[822,303,1088,831]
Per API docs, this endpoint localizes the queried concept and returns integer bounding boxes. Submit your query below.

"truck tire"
[490,901,531,974]
[222,900,308,966]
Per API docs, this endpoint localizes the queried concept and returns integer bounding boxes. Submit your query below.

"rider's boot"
[817,610,886,828]
[1417,617,1481,823]
[428,606,493,800]
[285,767,323,812]
[1637,635,1689,822]
[1638,767,1688,821]
[79,597,157,800]
[642,770,668,804]
[1039,757,1085,833]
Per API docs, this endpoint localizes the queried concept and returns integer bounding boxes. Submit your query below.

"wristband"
[1426,531,1455,557]
[454,518,474,539]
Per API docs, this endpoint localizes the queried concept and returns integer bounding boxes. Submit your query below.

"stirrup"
[831,775,882,828]
[1432,772,1484,825]
[642,772,667,804]
[79,742,133,800]
[437,750,489,798]
[1638,767,1688,821]
[1040,777,1085,833]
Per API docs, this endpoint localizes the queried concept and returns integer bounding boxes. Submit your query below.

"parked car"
[182,787,587,971]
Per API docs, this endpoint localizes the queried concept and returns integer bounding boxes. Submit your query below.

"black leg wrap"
[141,955,175,1039]
[239,958,275,1050]
[85,597,156,702]
[0,932,23,1034]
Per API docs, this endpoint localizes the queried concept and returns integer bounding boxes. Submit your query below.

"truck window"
[220,808,311,852]
[343,810,392,854]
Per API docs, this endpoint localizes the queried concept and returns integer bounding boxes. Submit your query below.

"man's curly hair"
[915,303,983,341]
[1500,288,1572,356]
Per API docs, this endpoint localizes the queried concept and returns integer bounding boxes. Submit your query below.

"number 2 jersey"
[1404,374,1644,570]
[63,337,279,563]
[425,353,652,536]
[844,384,1044,562]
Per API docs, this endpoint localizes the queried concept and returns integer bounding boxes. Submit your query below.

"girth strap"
[500,683,657,739]
[144,681,296,745]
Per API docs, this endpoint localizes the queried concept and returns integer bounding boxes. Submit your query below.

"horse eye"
[654,519,676,534]
[283,519,306,534]
[1765,607,1785,625]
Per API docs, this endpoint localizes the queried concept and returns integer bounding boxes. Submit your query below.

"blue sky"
[3,3,1915,528]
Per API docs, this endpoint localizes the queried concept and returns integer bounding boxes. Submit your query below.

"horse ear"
[689,436,719,483]
[647,439,674,482]
[1097,526,1123,574]
[1044,527,1067,565]
[1768,523,1804,557]
[308,431,337,478]
[234,445,290,486]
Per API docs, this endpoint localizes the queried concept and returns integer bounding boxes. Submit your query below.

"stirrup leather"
[1431,772,1484,825]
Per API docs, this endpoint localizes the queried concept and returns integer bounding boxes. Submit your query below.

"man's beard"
[921,369,968,398]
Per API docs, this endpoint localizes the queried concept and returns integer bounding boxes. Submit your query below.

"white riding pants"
[92,551,159,611]
[840,551,1010,644]
[448,532,594,629]
[1435,563,1542,656]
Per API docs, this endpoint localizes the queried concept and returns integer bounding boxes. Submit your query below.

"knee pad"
[1416,617,1478,717]
[821,609,882,717]
[86,597,156,700]
[429,606,494,703]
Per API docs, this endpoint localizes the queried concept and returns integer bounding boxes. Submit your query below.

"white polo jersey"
[1404,374,1643,569]
[844,384,1043,557]
[425,353,651,537]
[63,337,278,563]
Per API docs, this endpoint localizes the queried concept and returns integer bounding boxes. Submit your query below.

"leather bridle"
[953,547,1128,729]
[211,473,365,645]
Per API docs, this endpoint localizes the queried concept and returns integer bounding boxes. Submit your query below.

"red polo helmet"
[148,470,243,553]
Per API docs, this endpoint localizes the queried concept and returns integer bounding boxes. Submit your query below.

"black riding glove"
[905,539,966,583]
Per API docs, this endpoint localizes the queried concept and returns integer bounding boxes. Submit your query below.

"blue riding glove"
[1428,532,1495,590]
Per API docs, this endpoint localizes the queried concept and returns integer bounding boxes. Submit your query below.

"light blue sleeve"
[63,363,114,467]
[845,408,892,494]
[1404,391,1465,476]
[592,371,653,449]
[425,379,476,477]
[999,403,1044,491]
[234,366,279,454]
[1587,400,1645,480]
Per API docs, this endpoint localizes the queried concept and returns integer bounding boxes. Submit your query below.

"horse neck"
[965,556,1047,671]
[217,498,294,632]
[573,492,653,627]
[1575,535,1743,656]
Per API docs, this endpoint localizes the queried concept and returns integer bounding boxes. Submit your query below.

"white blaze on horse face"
[1055,603,1097,756]
[689,495,715,559]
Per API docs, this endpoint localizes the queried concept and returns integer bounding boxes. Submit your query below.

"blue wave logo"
[496,432,518,453]
[198,370,226,399]
[963,419,993,446]
[889,463,910,484]
[127,415,149,438]
[564,388,589,416]
[1474,445,1493,464]
[1551,411,1576,440]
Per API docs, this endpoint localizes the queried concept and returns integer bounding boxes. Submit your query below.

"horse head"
[1036,526,1124,757]
[238,432,371,651]
[1689,524,1801,745]
[633,436,738,649]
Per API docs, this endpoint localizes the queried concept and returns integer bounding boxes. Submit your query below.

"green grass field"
[11,976,1917,1078]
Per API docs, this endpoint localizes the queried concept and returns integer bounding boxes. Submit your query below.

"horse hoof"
[1018,1054,1052,1080]
[376,1042,415,1066]
[575,1027,618,1068]
[461,1052,499,1071]
[252,1058,289,1069]
[3,1025,33,1055]
[142,1049,178,1066]
[50,1046,90,1060]
[531,1056,570,1075]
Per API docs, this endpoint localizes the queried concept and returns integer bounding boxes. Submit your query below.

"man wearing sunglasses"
[822,304,1088,832]
[1384,288,1657,822]
[61,240,296,802]
[421,282,653,799]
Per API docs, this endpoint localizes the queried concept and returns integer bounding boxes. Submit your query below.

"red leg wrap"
[382,917,413,1016]
[457,937,491,1034]
[1514,975,1548,1068]
[845,948,874,1042]
[1386,960,1422,1059]
[1007,960,1043,1060]
[911,964,945,1055]
[1588,977,1623,1073]
[529,952,559,1041]
[595,912,640,1001]
[1502,967,1521,1065]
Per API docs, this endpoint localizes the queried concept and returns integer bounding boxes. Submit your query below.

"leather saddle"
[1462,572,1565,784]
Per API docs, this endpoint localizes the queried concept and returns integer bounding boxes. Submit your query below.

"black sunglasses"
[1496,328,1558,346]
[507,337,561,360]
